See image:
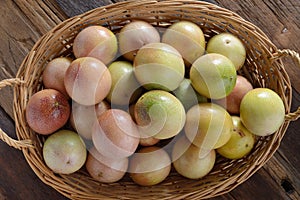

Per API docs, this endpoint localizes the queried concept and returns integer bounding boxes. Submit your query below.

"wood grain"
[0,0,299,199]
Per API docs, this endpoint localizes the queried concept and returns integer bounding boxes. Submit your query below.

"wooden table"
[0,0,299,199]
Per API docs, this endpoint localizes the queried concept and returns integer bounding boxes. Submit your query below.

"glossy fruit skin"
[190,53,237,99]
[162,20,206,66]
[73,26,118,65]
[26,89,70,135]
[92,109,140,159]
[217,116,255,159]
[184,103,233,154]
[129,146,171,186]
[172,136,216,179]
[133,42,185,91]
[42,57,72,97]
[206,32,246,70]
[134,90,186,140]
[118,20,160,61]
[43,130,87,174]
[86,147,128,183]
[64,57,112,106]
[107,61,142,105]
[240,88,285,136]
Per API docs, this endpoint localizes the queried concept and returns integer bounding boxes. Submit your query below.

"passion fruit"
[240,88,285,136]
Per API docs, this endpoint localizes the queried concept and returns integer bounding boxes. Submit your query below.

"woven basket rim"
[9,0,294,199]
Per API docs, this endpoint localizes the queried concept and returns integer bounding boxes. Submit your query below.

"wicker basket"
[0,0,299,199]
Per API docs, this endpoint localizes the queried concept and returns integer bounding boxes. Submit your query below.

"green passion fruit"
[190,53,237,99]
[134,90,186,140]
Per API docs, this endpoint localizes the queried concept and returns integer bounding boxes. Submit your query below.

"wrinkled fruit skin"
[26,89,70,135]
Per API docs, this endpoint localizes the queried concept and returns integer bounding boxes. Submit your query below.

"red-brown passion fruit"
[25,89,70,135]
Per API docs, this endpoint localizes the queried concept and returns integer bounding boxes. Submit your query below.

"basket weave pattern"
[0,0,299,199]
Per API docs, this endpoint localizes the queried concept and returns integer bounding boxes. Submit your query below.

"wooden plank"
[263,152,300,199]
[55,0,115,17]
[0,0,67,118]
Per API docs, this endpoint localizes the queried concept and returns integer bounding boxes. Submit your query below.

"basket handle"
[0,78,34,150]
[273,49,300,122]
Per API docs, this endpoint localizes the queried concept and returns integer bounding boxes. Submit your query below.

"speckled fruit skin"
[240,88,285,136]
[217,116,256,159]
[25,89,70,135]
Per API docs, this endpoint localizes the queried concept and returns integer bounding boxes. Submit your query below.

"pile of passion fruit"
[25,20,285,186]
